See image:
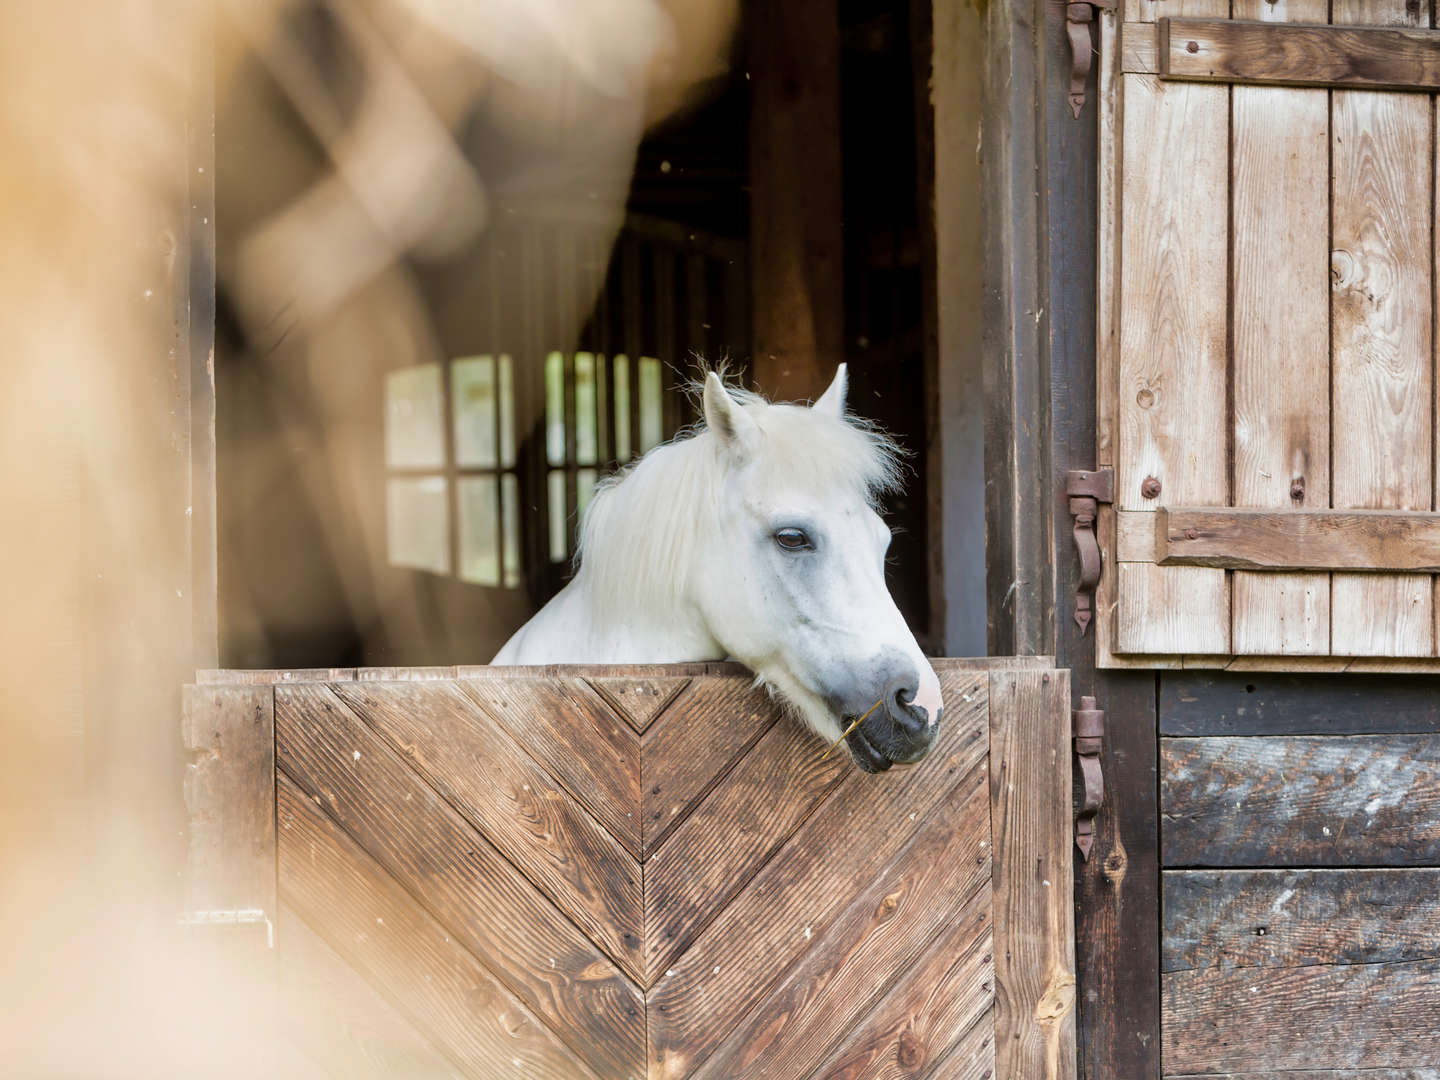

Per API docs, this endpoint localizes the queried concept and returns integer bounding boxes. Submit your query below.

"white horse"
[493,366,944,772]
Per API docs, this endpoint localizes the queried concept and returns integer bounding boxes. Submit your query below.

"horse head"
[689,367,943,772]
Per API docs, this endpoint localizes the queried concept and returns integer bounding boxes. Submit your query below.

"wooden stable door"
[182,659,1075,1079]
[1095,0,1440,670]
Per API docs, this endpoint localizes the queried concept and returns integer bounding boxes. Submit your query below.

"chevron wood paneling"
[228,660,1071,1079]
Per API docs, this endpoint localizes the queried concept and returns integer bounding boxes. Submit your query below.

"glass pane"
[548,470,567,563]
[386,476,449,574]
[576,351,597,465]
[639,356,663,453]
[451,356,497,468]
[545,350,565,466]
[577,468,598,521]
[612,354,632,461]
[384,364,444,468]
[457,475,500,586]
[501,473,521,589]
[498,354,516,469]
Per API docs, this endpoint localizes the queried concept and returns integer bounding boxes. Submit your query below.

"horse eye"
[774,528,812,551]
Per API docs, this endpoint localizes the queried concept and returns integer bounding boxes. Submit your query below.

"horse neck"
[559,571,723,663]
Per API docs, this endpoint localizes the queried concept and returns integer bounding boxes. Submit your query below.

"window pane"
[386,476,449,573]
[639,356,663,453]
[612,354,632,461]
[578,468,598,521]
[501,473,521,589]
[576,351,597,465]
[498,354,516,469]
[548,470,567,563]
[545,350,565,466]
[385,364,444,468]
[457,475,500,586]
[452,356,497,468]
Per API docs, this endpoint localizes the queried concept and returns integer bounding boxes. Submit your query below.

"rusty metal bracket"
[1074,695,1105,859]
[1066,0,1115,118]
[1067,467,1114,635]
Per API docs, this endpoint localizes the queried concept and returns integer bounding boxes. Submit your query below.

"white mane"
[574,383,904,629]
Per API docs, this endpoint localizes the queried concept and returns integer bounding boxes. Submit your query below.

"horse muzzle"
[842,674,944,773]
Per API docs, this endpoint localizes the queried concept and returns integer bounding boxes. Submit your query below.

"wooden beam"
[1160,18,1440,91]
[1157,506,1440,571]
[748,1,844,400]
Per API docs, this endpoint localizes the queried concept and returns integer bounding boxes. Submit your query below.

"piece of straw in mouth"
[822,697,885,760]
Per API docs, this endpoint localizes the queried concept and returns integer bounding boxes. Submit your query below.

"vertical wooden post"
[748,1,844,401]
[989,668,1077,1080]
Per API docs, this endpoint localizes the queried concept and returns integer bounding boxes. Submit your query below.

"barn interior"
[215,1,956,669]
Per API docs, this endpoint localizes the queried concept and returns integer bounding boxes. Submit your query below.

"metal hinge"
[1074,696,1105,860]
[1066,467,1114,635]
[1066,0,1116,118]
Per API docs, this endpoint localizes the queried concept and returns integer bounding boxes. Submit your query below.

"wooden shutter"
[1096,0,1440,671]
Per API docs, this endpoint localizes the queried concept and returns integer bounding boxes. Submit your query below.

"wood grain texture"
[182,684,275,931]
[640,676,777,854]
[1228,29,1331,655]
[643,712,848,985]
[1163,958,1440,1072]
[645,681,991,1080]
[1160,507,1440,571]
[1163,869,1440,972]
[277,774,606,1080]
[1097,8,1122,470]
[1116,73,1229,655]
[802,886,994,1080]
[1161,671,1440,735]
[330,680,644,981]
[276,902,465,1080]
[587,675,691,734]
[1125,0,1230,26]
[688,769,992,1080]
[274,684,645,1079]
[1160,19,1440,90]
[457,675,643,856]
[1163,1072,1440,1079]
[1161,735,1440,865]
[1331,0,1434,658]
[989,669,1076,1080]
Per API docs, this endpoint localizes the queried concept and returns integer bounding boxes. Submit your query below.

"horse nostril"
[885,676,928,737]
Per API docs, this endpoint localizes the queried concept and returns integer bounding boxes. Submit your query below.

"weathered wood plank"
[182,684,275,940]
[456,676,643,856]
[1163,1072,1440,1079]
[1160,672,1440,735]
[1330,0,1434,658]
[688,769,992,1080]
[801,887,994,1080]
[274,684,645,1080]
[1163,958,1440,1071]
[586,675,690,734]
[330,680,644,982]
[1159,507,1440,572]
[1227,23,1330,655]
[1163,869,1440,972]
[277,903,466,1080]
[1161,735,1440,865]
[1115,72,1229,655]
[990,669,1076,1080]
[644,681,991,1080]
[643,709,848,985]
[276,775,603,1080]
[1160,18,1440,91]
[639,675,777,854]
[1126,0,1230,26]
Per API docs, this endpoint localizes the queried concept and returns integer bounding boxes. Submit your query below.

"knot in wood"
[1290,477,1305,501]
[897,1030,925,1068]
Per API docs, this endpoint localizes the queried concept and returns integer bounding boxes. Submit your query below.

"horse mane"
[574,377,905,629]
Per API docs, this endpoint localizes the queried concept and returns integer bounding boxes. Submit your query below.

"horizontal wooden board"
[1162,735,1440,865]
[1160,672,1440,735]
[1159,18,1440,91]
[1164,957,1440,1071]
[1163,869,1440,972]
[1156,506,1440,571]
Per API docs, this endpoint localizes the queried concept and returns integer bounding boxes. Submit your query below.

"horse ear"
[813,363,847,418]
[703,371,758,454]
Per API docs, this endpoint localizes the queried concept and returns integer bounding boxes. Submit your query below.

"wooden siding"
[1099,0,1440,668]
[188,659,1074,1080]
